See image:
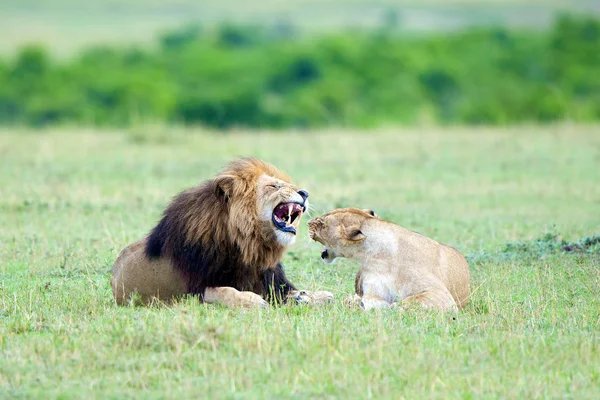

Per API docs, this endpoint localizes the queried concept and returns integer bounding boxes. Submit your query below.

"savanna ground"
[1,125,599,398]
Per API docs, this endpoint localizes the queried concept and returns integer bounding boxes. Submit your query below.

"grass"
[0,125,599,398]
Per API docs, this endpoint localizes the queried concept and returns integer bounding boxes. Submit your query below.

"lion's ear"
[344,226,366,242]
[214,175,236,203]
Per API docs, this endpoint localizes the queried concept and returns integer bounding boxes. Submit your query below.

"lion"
[111,157,333,308]
[307,208,470,311]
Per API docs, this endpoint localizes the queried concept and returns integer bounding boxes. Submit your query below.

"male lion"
[111,157,333,308]
[307,208,470,311]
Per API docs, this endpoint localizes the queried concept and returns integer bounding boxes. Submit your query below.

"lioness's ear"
[366,209,378,218]
[344,226,366,242]
[214,175,236,203]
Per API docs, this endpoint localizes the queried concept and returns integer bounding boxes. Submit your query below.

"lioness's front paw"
[343,294,363,308]
[238,291,269,309]
[360,296,394,311]
[288,290,334,305]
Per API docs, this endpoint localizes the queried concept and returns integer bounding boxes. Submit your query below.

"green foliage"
[503,233,600,256]
[0,14,599,128]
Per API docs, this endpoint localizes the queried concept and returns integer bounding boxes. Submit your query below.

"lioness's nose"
[298,190,309,200]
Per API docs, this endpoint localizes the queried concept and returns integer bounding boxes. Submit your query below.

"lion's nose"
[298,190,309,200]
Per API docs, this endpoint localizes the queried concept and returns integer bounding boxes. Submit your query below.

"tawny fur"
[308,208,470,311]
[111,157,333,307]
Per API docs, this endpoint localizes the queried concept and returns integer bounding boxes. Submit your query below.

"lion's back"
[111,238,187,305]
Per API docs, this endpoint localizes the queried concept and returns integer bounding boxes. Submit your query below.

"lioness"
[307,208,470,311]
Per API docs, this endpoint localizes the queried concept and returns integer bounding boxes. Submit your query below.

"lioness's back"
[370,220,470,308]
[439,244,470,307]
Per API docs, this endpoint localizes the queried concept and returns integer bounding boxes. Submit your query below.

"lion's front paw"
[238,291,269,309]
[288,290,334,305]
[287,290,309,305]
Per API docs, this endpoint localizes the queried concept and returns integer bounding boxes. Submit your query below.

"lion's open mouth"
[272,202,305,234]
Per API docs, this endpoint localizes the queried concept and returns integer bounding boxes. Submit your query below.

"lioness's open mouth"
[272,202,305,234]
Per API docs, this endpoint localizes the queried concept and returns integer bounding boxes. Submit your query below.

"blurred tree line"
[0,14,598,128]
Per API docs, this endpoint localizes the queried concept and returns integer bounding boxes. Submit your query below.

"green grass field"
[1,125,599,398]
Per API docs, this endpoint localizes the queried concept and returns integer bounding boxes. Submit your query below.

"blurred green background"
[1,0,599,129]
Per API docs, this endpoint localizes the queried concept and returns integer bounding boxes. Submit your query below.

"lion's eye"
[268,184,280,190]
